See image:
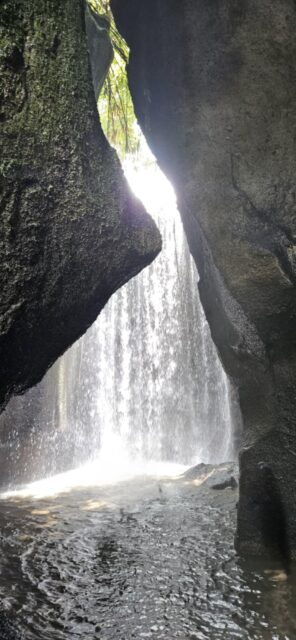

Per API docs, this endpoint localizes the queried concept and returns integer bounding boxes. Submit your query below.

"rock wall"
[0,0,161,409]
[111,0,296,559]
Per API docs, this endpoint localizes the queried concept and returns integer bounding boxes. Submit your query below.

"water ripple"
[0,464,295,639]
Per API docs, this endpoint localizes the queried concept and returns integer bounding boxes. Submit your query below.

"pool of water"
[0,463,295,639]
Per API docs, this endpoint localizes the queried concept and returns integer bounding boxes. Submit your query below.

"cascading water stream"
[0,141,239,486]
[91,148,236,468]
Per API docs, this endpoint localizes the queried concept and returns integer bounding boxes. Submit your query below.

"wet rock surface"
[0,0,161,411]
[111,0,296,558]
[0,463,295,639]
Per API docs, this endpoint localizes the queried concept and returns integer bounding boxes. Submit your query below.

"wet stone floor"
[0,463,295,640]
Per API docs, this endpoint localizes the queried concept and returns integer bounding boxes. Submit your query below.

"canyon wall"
[111,0,296,559]
[0,0,161,410]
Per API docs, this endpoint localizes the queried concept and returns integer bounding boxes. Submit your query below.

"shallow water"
[0,463,295,640]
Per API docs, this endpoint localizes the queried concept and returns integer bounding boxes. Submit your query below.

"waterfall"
[0,146,239,485]
[88,152,236,467]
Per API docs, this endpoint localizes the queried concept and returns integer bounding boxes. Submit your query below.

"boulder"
[0,0,161,410]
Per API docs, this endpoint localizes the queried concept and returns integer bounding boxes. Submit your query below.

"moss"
[0,0,161,410]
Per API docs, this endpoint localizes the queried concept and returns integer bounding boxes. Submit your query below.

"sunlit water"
[0,144,240,486]
[0,142,247,638]
[0,464,295,640]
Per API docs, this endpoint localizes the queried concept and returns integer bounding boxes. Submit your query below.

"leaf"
[87,0,140,157]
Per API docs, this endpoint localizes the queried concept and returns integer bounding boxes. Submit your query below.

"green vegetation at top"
[87,0,140,157]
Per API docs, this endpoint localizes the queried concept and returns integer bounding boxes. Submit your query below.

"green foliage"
[87,0,140,158]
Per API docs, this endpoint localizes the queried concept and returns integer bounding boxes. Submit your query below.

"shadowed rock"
[0,0,161,410]
[111,0,296,558]
[85,4,114,100]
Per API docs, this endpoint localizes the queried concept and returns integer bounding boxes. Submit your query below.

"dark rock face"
[85,4,114,101]
[0,0,161,409]
[111,0,296,558]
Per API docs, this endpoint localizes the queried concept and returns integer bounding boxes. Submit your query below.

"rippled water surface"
[0,463,295,640]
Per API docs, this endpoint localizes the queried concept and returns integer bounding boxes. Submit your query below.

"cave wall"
[0,0,161,410]
[111,0,296,559]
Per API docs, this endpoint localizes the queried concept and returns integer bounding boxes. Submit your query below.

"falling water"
[83,150,236,467]
[0,144,238,486]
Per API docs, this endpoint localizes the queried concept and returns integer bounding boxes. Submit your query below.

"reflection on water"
[0,464,295,640]
[2,459,187,500]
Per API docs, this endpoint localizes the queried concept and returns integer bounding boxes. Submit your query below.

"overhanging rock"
[0,0,161,410]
